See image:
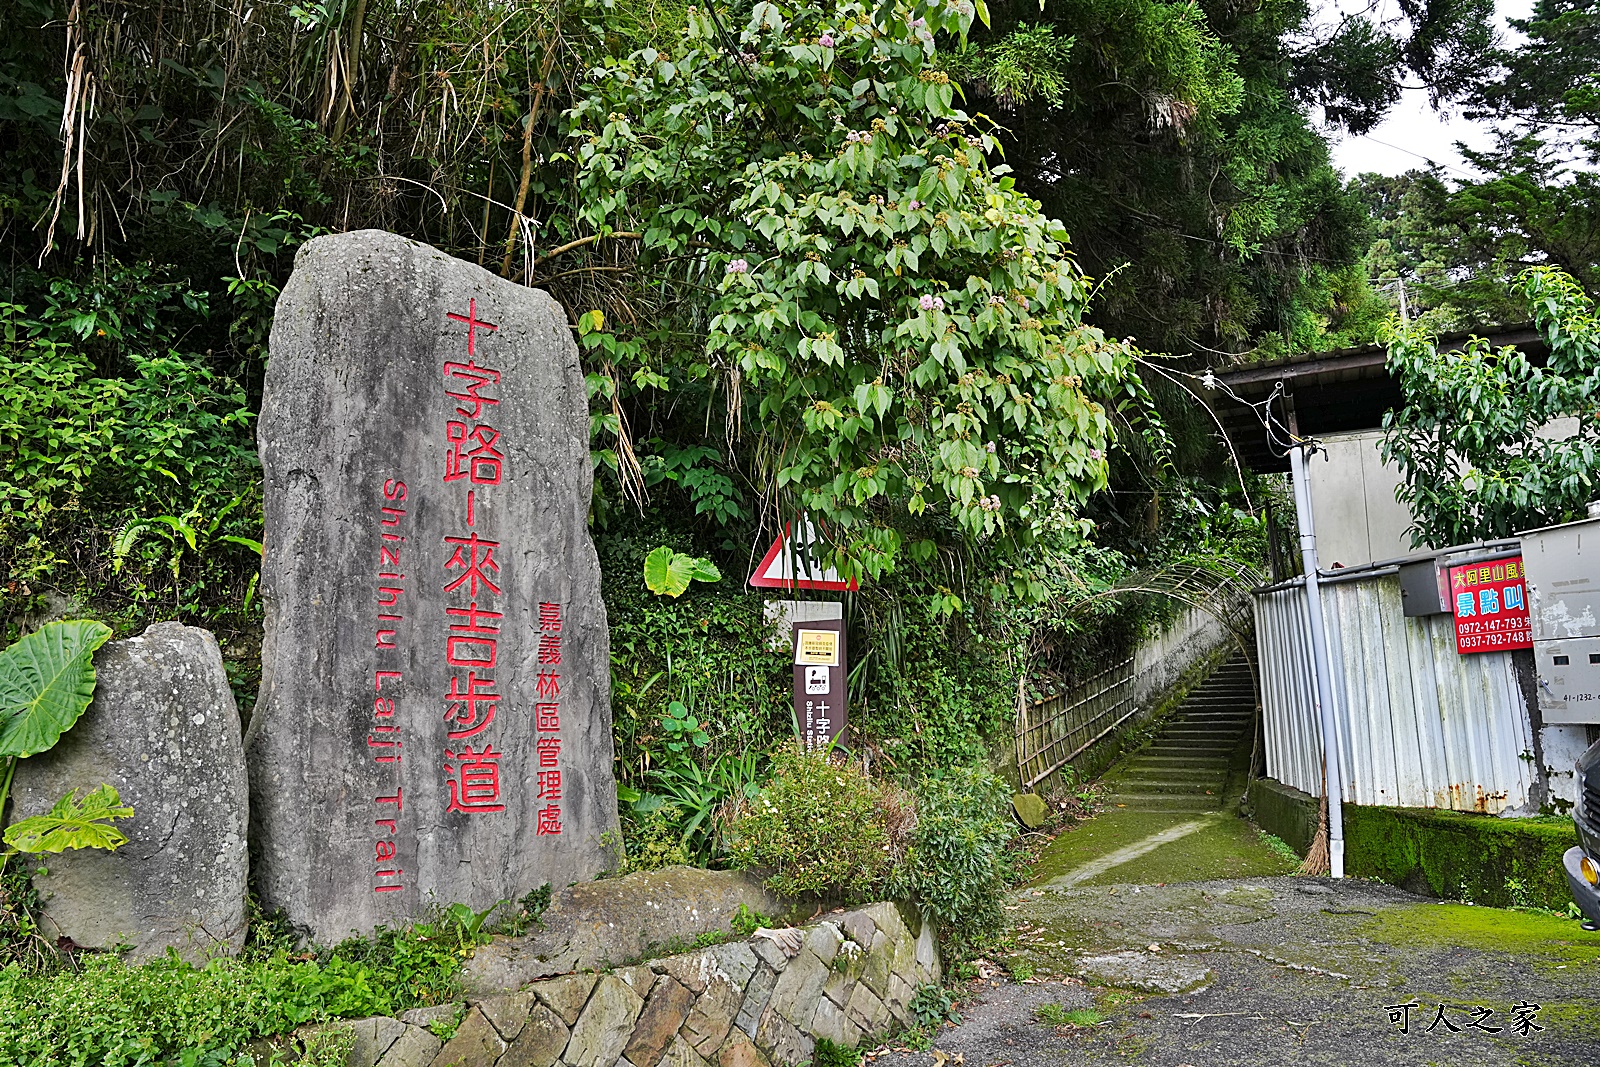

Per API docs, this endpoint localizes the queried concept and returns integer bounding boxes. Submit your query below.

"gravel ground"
[866,876,1600,1067]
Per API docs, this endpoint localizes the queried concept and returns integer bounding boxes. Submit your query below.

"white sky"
[1326,0,1536,178]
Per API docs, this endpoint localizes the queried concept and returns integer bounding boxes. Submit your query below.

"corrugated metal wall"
[1253,572,1537,813]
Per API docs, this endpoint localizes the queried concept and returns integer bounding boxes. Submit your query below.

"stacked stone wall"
[303,901,940,1067]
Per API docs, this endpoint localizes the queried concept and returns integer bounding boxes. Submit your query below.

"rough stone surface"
[766,949,830,1031]
[564,974,645,1067]
[622,975,696,1067]
[1012,792,1049,829]
[283,901,933,1067]
[718,1035,771,1067]
[464,867,786,991]
[839,911,875,950]
[615,964,656,994]
[748,938,790,973]
[1075,951,1214,995]
[11,622,249,962]
[755,1007,812,1065]
[475,993,537,1042]
[401,1004,464,1028]
[429,1007,507,1067]
[530,972,597,1026]
[378,1026,443,1067]
[802,924,842,966]
[320,1016,409,1067]
[498,1001,568,1067]
[860,931,893,999]
[808,998,863,1048]
[844,982,891,1034]
[248,229,620,942]
[913,917,939,982]
[663,1034,711,1067]
[733,962,779,1037]
[680,975,743,1055]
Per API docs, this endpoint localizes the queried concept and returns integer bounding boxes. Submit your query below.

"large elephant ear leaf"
[2,784,133,854]
[0,620,113,758]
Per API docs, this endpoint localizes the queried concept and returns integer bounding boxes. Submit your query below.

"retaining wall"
[1245,776,1580,911]
[294,901,939,1067]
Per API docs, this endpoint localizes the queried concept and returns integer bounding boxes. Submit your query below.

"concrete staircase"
[1099,656,1256,813]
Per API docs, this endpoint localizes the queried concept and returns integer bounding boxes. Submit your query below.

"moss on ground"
[1081,818,1297,886]
[1029,812,1194,884]
[1358,901,1600,963]
[1029,810,1297,887]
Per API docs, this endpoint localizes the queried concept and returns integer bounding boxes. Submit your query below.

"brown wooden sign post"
[792,618,847,751]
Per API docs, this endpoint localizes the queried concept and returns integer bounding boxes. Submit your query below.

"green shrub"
[810,1036,863,1067]
[0,911,481,1065]
[720,745,911,898]
[891,767,1016,956]
[623,803,692,873]
[722,749,1018,956]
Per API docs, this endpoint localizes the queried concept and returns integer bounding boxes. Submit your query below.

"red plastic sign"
[748,518,859,592]
[1448,555,1532,654]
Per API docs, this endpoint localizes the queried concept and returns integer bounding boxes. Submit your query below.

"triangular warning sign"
[748,517,859,591]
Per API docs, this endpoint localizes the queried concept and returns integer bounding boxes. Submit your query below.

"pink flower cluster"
[919,294,945,311]
[985,441,997,453]
[845,130,874,144]
[820,32,835,47]
[1088,447,1105,460]
[977,494,1002,512]
[988,295,1005,306]
[906,199,922,211]
[725,258,749,274]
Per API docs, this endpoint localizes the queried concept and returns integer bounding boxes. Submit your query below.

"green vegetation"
[809,1036,864,1067]
[1357,902,1600,965]
[721,748,1017,952]
[1381,267,1600,545]
[1343,803,1580,912]
[0,621,132,861]
[1257,832,1300,866]
[0,907,488,1065]
[1035,1003,1101,1027]
[1027,810,1297,887]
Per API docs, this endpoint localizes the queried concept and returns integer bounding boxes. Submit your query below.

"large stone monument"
[248,230,620,943]
[11,622,250,962]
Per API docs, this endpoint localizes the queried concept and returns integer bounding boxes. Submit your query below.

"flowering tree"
[1381,267,1600,546]
[567,0,1160,588]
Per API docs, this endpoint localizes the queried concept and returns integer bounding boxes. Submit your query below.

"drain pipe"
[1288,441,1346,879]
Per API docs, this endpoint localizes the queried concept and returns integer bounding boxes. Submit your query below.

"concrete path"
[868,877,1600,1067]
[1100,657,1255,814]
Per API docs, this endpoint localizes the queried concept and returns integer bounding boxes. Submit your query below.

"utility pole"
[1285,409,1346,878]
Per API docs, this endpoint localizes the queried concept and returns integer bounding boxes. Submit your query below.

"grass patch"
[1035,1003,1102,1027]
[1258,831,1300,865]
[0,893,490,1066]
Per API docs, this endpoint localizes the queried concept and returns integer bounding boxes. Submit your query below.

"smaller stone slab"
[463,867,789,992]
[10,622,248,961]
[1012,793,1049,829]
[1076,950,1214,995]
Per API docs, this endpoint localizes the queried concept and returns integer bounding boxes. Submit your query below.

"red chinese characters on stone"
[443,533,501,597]
[445,744,506,814]
[443,358,501,419]
[444,670,498,740]
[535,602,565,835]
[441,301,510,817]
[445,422,504,485]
